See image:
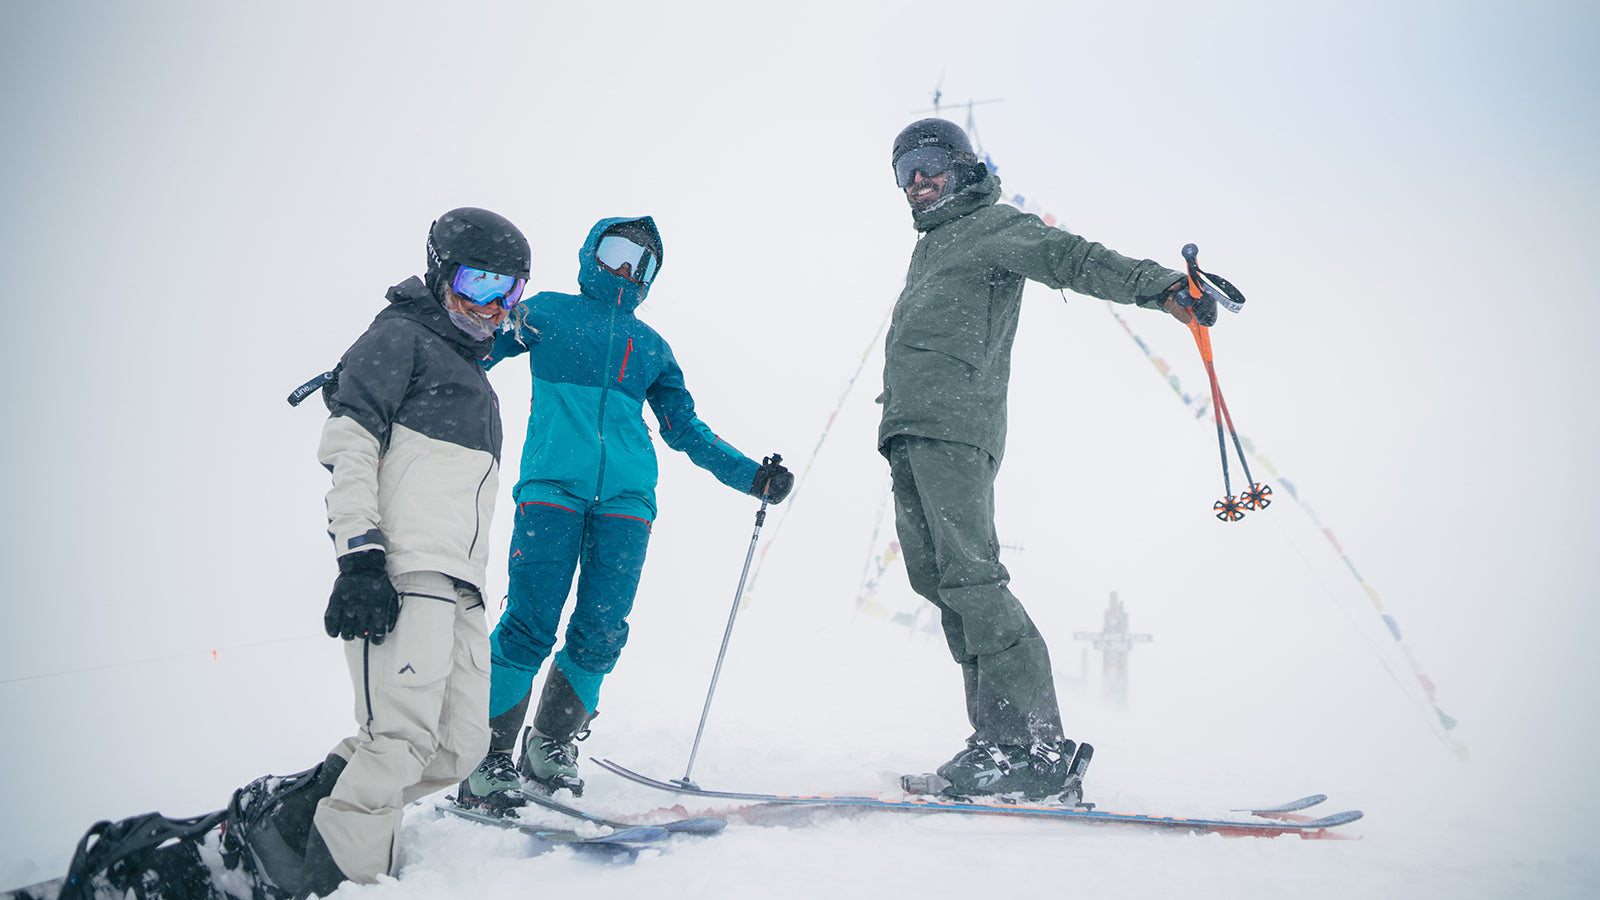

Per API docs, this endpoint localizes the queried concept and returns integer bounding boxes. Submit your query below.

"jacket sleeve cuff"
[336,528,387,555]
[1133,268,1187,310]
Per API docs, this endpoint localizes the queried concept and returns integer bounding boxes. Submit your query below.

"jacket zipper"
[592,286,625,503]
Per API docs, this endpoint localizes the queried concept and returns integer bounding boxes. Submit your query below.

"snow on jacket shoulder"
[318,276,502,590]
[485,216,760,521]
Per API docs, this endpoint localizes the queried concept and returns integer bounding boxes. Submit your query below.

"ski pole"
[1177,244,1271,521]
[676,454,781,789]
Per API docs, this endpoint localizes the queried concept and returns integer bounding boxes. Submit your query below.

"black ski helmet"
[892,118,974,165]
[891,118,981,187]
[425,207,531,297]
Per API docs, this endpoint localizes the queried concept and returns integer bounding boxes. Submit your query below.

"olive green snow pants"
[887,435,1064,747]
[315,571,490,883]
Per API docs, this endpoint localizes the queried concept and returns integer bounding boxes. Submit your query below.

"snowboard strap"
[59,809,227,900]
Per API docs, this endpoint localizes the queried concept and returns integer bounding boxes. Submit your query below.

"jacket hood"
[911,166,1003,233]
[576,216,662,312]
[382,276,495,359]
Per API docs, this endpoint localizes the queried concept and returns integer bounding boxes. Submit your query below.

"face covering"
[447,305,495,342]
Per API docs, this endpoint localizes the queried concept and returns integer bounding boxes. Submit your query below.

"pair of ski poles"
[1175,243,1271,522]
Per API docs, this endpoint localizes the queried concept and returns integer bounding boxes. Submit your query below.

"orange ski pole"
[1178,243,1271,522]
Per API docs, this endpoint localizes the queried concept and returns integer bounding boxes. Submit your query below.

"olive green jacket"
[877,169,1183,463]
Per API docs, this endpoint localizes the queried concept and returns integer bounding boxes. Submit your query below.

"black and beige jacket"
[318,277,502,590]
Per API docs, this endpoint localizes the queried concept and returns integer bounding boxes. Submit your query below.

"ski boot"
[516,666,596,797]
[455,751,528,815]
[931,738,1080,800]
[516,725,588,797]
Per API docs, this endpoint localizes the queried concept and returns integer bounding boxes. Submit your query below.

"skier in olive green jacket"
[883,118,1216,798]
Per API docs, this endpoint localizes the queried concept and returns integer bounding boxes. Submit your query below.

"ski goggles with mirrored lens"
[893,146,960,189]
[450,265,526,308]
[595,234,659,285]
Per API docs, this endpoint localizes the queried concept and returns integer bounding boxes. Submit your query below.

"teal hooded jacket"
[485,216,760,521]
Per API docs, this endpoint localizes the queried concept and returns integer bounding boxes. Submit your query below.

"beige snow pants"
[314,571,491,883]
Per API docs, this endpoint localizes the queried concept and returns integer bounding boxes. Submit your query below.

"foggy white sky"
[2,0,1597,857]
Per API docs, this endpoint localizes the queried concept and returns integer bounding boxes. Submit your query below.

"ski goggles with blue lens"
[893,146,960,188]
[595,234,659,285]
[450,265,526,309]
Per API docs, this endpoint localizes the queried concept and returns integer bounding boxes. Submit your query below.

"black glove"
[751,455,794,504]
[1164,279,1218,327]
[325,550,400,644]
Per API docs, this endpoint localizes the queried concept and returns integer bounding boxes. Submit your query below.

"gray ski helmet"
[425,207,532,286]
[891,118,976,185]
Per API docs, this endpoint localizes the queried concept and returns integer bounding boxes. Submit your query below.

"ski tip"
[1233,793,1329,815]
[575,825,672,844]
[1303,809,1364,828]
[664,817,729,835]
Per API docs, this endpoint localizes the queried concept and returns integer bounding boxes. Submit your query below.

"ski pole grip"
[1181,243,1204,301]
[756,453,785,507]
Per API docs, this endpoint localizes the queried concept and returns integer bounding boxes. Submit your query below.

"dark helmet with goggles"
[891,118,978,189]
[426,207,532,308]
[594,219,663,287]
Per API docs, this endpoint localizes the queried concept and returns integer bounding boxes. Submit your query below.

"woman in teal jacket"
[458,216,791,808]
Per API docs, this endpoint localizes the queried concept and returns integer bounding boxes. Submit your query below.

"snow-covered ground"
[3,577,1596,900]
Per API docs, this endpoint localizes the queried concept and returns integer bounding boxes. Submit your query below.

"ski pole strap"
[1195,267,1246,313]
[1180,243,1247,314]
[287,365,341,408]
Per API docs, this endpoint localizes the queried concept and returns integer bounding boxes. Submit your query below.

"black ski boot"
[932,738,1080,799]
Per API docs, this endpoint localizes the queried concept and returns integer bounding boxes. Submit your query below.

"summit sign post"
[1072,592,1152,710]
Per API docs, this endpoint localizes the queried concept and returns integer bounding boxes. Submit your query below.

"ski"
[437,803,670,859]
[594,758,1363,839]
[518,788,727,835]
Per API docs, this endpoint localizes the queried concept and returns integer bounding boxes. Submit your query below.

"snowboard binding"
[58,809,231,900]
